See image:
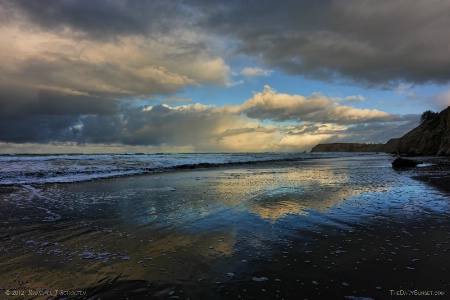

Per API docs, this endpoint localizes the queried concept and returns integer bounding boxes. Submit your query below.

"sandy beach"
[0,154,449,300]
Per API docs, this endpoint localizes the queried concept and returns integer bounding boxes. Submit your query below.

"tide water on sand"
[0,154,449,299]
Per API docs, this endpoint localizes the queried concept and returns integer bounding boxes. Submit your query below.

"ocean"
[0,152,353,185]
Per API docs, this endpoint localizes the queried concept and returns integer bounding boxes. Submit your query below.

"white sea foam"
[0,153,349,185]
[0,152,370,186]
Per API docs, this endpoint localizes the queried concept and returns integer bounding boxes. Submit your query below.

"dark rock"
[391,157,423,168]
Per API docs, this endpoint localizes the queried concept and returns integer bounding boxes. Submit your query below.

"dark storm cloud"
[4,0,450,86]
[3,0,187,40]
[0,115,78,143]
[30,91,118,116]
[0,84,118,118]
[76,105,232,147]
[193,0,450,85]
[0,84,118,143]
[0,80,217,146]
[0,99,224,146]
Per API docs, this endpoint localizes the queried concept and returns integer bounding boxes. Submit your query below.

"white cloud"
[239,86,393,124]
[331,95,365,103]
[241,67,273,77]
[0,23,231,97]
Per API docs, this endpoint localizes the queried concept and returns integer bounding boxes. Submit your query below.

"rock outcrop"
[391,157,423,168]
[396,106,450,155]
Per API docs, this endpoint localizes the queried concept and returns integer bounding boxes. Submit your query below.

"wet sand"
[412,156,450,194]
[0,154,449,299]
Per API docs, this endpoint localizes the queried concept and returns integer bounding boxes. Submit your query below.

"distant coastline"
[310,139,399,153]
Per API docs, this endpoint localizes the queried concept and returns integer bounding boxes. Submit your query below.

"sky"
[1,0,450,153]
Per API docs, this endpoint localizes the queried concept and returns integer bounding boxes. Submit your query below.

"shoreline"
[0,152,388,187]
[413,174,450,194]
[0,154,449,299]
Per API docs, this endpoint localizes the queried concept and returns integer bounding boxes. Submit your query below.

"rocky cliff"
[383,138,400,153]
[310,143,386,152]
[396,106,450,155]
[310,106,450,155]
